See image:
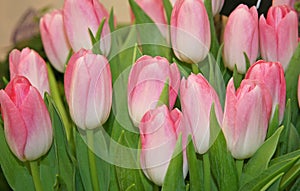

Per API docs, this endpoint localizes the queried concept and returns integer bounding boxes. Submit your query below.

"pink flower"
[201,0,225,16]
[63,0,111,55]
[223,5,259,73]
[245,60,286,123]
[259,5,298,70]
[40,9,71,73]
[140,105,188,186]
[64,49,112,130]
[127,55,180,126]
[273,0,295,8]
[0,76,52,161]
[171,0,211,64]
[9,48,50,97]
[222,79,272,159]
[180,73,223,154]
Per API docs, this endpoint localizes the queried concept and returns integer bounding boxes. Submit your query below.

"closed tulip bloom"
[63,0,111,55]
[259,5,298,70]
[180,73,223,154]
[245,60,286,123]
[128,55,180,126]
[40,9,71,73]
[140,105,188,186]
[171,0,211,64]
[273,0,295,8]
[223,5,259,73]
[64,49,112,130]
[0,76,52,161]
[9,48,50,97]
[222,79,272,159]
[201,0,225,16]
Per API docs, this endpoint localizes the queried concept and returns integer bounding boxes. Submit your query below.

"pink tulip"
[127,55,180,126]
[40,9,71,73]
[9,48,50,97]
[259,5,298,70]
[0,76,52,161]
[140,105,188,186]
[222,79,272,159]
[273,0,295,8]
[223,5,259,73]
[64,49,112,130]
[180,73,223,154]
[201,0,225,16]
[245,60,286,123]
[63,0,111,55]
[171,0,211,64]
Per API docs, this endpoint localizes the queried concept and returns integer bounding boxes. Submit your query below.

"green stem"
[153,185,160,191]
[47,64,71,142]
[29,161,43,191]
[192,64,200,74]
[87,130,100,191]
[203,152,210,191]
[236,159,244,181]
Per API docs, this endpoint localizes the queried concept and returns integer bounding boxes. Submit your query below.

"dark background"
[221,0,272,15]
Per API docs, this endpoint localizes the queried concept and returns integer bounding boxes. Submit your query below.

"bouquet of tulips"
[0,0,300,190]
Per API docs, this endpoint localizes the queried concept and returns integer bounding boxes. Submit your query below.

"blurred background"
[0,0,130,60]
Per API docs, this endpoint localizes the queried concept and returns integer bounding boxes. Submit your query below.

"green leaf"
[270,149,300,166]
[280,162,300,190]
[240,126,284,186]
[239,157,300,191]
[209,106,238,191]
[162,0,172,25]
[186,136,204,191]
[243,52,250,72]
[0,126,34,191]
[89,28,97,46]
[75,129,110,191]
[173,58,192,78]
[279,99,292,155]
[267,105,280,138]
[285,42,300,123]
[129,0,170,59]
[157,80,170,107]
[109,8,115,32]
[233,65,243,90]
[44,94,75,191]
[287,123,300,153]
[162,135,186,191]
[96,18,106,42]
[204,0,220,58]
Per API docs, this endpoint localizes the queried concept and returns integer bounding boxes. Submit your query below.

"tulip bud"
[222,79,272,159]
[201,0,225,16]
[273,0,295,8]
[64,49,112,130]
[223,5,259,73]
[171,0,211,64]
[259,5,298,70]
[63,0,111,55]
[9,48,50,97]
[245,60,286,123]
[40,9,71,73]
[0,76,52,161]
[127,55,180,126]
[140,105,188,186]
[180,73,223,154]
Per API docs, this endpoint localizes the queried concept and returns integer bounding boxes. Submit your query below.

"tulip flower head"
[273,0,295,8]
[171,0,211,64]
[140,105,188,186]
[245,60,286,123]
[223,5,259,73]
[64,49,112,130]
[259,5,298,70]
[0,76,53,161]
[127,55,180,126]
[9,48,50,97]
[201,0,225,16]
[180,73,223,154]
[222,79,272,159]
[63,0,111,55]
[40,9,71,73]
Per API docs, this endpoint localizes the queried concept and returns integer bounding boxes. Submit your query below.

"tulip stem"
[87,130,100,191]
[29,161,43,191]
[192,64,200,74]
[236,159,244,180]
[153,185,160,191]
[203,152,210,191]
